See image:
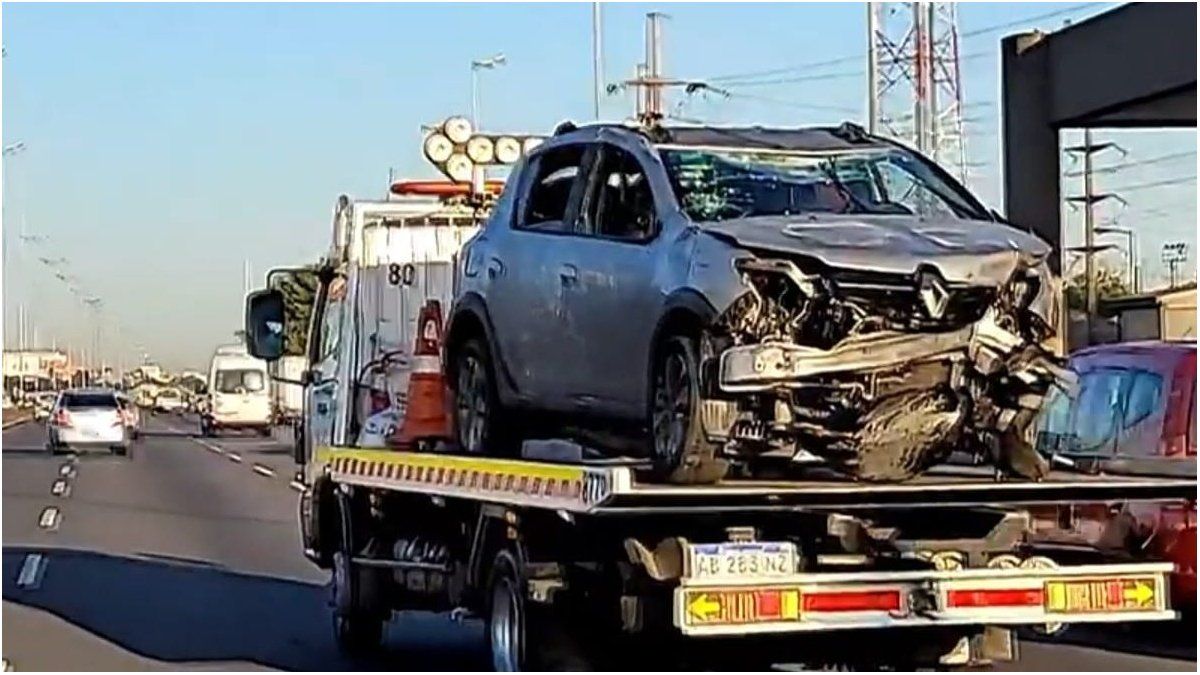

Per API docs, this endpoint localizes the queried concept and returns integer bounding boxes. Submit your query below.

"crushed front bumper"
[718,310,1073,394]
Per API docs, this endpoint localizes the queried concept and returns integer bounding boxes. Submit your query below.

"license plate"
[81,428,99,438]
[1044,577,1159,613]
[688,542,797,580]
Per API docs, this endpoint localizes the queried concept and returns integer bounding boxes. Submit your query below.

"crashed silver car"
[446,122,1069,484]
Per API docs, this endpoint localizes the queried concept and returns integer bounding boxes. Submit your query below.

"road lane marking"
[192,438,225,454]
[251,463,275,477]
[227,452,243,463]
[38,507,61,531]
[58,463,75,478]
[289,480,307,492]
[50,479,71,498]
[15,553,47,589]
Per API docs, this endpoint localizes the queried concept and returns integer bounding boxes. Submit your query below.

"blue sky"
[3,2,1195,369]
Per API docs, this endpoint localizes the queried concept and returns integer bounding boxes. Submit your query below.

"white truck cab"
[202,343,273,437]
[246,187,486,476]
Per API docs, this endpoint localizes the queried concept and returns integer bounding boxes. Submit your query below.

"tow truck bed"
[309,445,1194,668]
[316,446,1195,513]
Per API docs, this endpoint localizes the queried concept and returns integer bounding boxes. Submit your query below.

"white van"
[201,343,272,436]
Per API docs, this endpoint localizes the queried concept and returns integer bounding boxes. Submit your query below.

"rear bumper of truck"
[672,562,1174,636]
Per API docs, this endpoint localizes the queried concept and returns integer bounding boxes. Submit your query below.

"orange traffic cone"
[390,300,452,449]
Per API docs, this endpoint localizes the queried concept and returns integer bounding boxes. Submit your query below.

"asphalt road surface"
[2,413,1195,671]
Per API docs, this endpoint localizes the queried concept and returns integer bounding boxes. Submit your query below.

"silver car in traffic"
[446,122,1067,484]
[47,389,131,455]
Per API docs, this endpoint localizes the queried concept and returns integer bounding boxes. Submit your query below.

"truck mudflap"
[672,561,1174,636]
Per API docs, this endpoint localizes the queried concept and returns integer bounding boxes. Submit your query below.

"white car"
[47,389,130,455]
[154,389,186,414]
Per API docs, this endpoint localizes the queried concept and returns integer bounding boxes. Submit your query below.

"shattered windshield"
[659,145,990,222]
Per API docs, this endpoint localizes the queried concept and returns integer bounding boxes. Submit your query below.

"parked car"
[445,122,1066,483]
[1029,340,1196,612]
[116,392,142,440]
[47,389,130,455]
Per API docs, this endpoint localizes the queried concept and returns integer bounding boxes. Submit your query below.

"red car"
[1031,340,1196,612]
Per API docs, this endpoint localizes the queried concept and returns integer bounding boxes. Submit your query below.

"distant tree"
[275,267,320,357]
[1066,264,1131,311]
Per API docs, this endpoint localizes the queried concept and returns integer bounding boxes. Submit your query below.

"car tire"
[112,445,129,457]
[452,338,518,456]
[649,335,728,484]
[259,426,273,438]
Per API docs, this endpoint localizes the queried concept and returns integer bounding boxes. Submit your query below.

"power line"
[1108,174,1197,193]
[703,3,1104,85]
[719,49,990,90]
[958,3,1104,38]
[1064,150,1196,177]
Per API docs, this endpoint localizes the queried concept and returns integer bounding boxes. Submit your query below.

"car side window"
[1069,369,1127,454]
[1123,370,1163,429]
[584,145,656,241]
[519,145,587,233]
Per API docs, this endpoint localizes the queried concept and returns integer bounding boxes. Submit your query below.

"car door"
[305,272,347,463]
[563,140,662,419]
[484,143,591,409]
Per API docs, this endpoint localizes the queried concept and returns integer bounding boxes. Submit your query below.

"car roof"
[552,121,891,153]
[1072,340,1196,359]
[1069,340,1196,374]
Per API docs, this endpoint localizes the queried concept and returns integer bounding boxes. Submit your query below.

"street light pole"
[470,53,506,129]
[592,2,603,120]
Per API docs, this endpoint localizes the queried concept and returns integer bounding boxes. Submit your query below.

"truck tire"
[649,335,728,484]
[329,490,387,657]
[330,552,385,656]
[452,338,518,456]
[486,549,593,671]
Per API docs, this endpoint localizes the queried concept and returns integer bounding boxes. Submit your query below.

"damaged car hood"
[699,213,1051,286]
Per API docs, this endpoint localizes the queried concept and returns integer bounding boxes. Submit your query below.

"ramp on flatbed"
[315,447,1196,515]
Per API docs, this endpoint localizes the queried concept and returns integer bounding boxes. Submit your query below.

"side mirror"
[244,289,286,361]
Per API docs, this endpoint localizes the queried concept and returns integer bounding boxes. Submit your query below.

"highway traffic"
[1,413,1193,671]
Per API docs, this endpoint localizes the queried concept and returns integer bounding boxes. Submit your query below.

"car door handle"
[487,257,504,279]
[559,264,578,285]
[315,401,330,415]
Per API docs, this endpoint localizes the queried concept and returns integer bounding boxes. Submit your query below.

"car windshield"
[215,369,265,394]
[659,145,990,222]
[62,393,118,409]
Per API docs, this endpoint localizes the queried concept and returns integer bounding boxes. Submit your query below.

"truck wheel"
[649,336,728,484]
[330,550,385,656]
[453,338,518,456]
[486,549,592,671]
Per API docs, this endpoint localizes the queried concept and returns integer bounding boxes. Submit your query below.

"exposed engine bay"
[705,255,1074,482]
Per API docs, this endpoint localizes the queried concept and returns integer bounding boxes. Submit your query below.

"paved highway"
[2,413,1194,671]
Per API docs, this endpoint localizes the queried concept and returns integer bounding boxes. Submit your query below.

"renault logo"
[918,270,950,319]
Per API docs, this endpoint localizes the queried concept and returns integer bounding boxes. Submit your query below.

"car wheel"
[453,338,517,456]
[649,335,727,484]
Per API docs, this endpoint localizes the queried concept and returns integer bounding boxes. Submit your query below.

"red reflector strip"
[947,588,1044,608]
[802,590,901,612]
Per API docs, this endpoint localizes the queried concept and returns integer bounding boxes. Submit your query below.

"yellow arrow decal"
[1123,580,1154,606]
[687,593,722,622]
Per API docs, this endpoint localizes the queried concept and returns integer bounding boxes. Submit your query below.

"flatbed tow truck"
[242,118,1196,670]
[296,442,1190,670]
